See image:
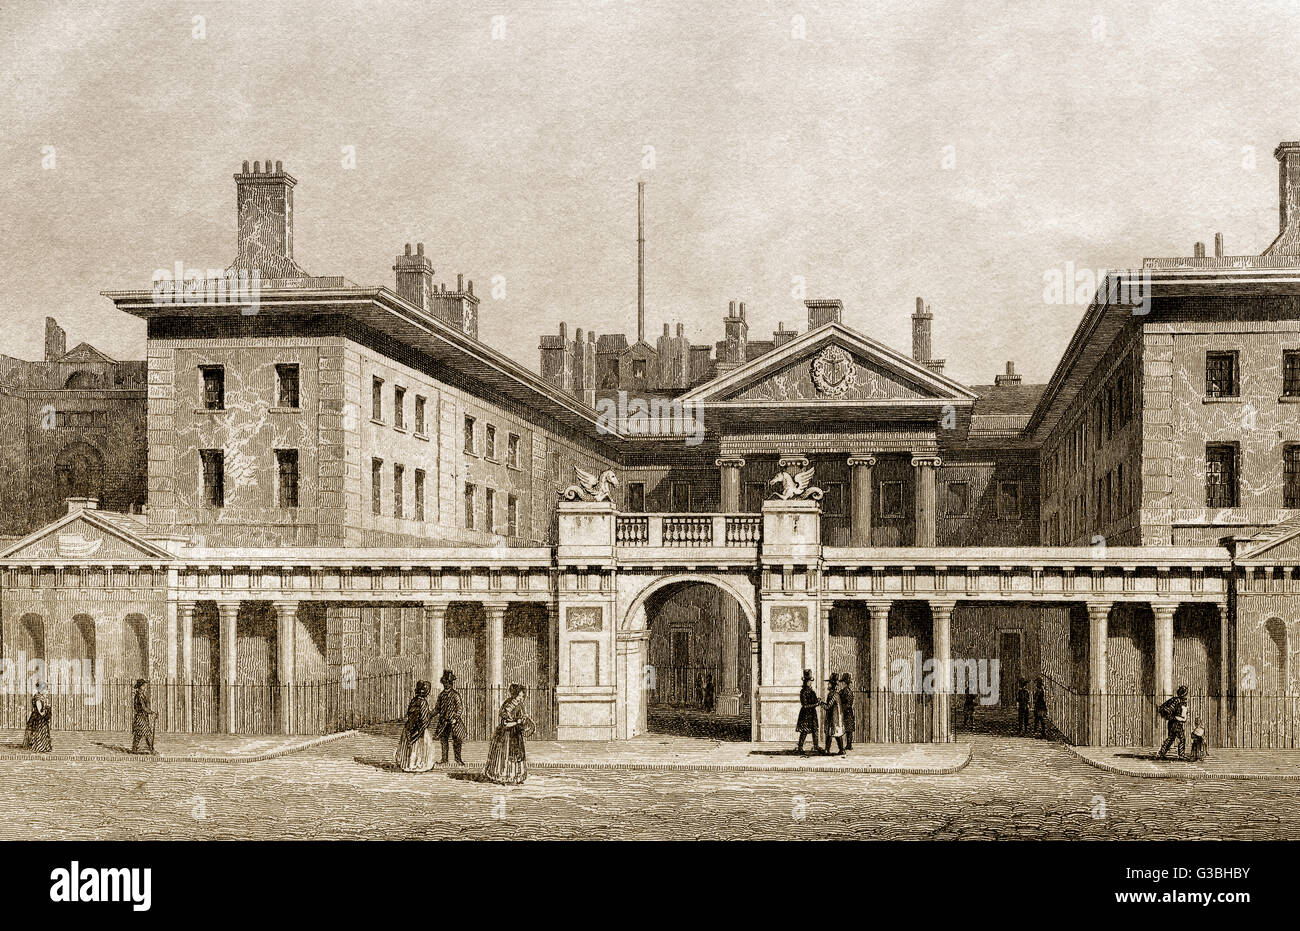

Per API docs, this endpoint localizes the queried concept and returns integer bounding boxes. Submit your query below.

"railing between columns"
[614,513,763,547]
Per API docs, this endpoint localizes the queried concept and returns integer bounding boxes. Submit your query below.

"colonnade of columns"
[169,598,557,736]
[716,451,941,547]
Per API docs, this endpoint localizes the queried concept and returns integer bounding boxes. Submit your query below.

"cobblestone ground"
[1,726,1297,840]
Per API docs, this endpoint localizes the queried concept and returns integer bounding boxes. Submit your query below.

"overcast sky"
[4,0,1300,384]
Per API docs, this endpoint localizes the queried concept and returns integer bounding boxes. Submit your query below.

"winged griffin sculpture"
[768,466,823,501]
[561,467,619,502]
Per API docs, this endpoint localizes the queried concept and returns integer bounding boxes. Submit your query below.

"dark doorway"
[998,631,1022,707]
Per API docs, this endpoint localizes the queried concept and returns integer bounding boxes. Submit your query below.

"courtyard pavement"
[0,728,351,762]
[1069,744,1300,780]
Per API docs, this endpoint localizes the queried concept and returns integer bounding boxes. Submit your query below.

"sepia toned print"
[2,2,1300,849]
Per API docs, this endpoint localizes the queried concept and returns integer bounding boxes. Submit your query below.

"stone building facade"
[2,147,1299,748]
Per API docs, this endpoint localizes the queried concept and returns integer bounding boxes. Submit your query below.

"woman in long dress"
[395,680,437,772]
[22,690,52,753]
[484,683,530,785]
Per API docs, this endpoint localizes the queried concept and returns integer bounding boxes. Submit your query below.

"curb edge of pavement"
[1063,742,1300,781]
[527,743,974,775]
[0,729,358,764]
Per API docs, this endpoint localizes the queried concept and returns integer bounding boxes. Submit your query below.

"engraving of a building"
[2,147,1298,748]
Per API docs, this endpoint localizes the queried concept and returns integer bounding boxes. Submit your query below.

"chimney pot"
[417,242,424,256]
[676,322,684,337]
[1006,361,1015,375]
[275,160,282,173]
[728,300,736,316]
[1194,241,1205,257]
[253,160,261,173]
[663,323,670,336]
[404,243,412,256]
[242,160,250,173]
[1215,232,1224,257]
[559,322,568,340]
[575,327,584,341]
[589,330,596,343]
[467,279,473,295]
[457,273,464,292]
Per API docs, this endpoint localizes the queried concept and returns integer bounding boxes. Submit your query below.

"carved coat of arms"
[810,346,857,397]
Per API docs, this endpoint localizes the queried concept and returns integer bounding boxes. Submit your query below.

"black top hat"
[440,670,456,685]
[826,673,839,684]
[802,669,813,682]
[133,679,147,689]
[1176,685,1188,697]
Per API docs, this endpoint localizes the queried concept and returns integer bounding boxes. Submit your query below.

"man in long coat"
[433,669,468,765]
[794,669,821,755]
[131,679,157,754]
[839,673,855,750]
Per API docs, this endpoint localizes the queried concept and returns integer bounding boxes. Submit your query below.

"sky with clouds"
[4,0,1300,384]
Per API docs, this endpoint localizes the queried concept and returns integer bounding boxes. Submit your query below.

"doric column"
[911,455,941,546]
[1216,601,1229,740]
[423,602,448,687]
[1086,601,1112,746]
[866,601,891,742]
[748,631,760,742]
[717,600,741,716]
[216,601,240,735]
[1152,602,1177,701]
[272,600,298,735]
[847,455,876,546]
[177,601,196,684]
[165,600,179,683]
[930,600,955,743]
[485,603,507,695]
[716,457,745,512]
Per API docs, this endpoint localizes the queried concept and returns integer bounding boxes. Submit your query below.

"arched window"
[122,614,149,682]
[54,442,104,502]
[16,614,45,691]
[1266,617,1290,694]
[64,370,97,389]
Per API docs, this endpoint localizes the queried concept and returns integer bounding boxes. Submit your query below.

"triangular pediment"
[679,322,979,406]
[1237,515,1300,563]
[59,342,116,364]
[0,509,172,562]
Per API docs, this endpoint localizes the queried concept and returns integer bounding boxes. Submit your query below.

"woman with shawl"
[395,680,436,772]
[22,688,52,753]
[484,683,531,785]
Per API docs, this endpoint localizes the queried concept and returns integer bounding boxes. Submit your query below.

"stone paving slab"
[0,729,354,763]
[1068,744,1300,780]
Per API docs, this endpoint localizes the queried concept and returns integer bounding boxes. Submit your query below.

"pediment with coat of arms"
[679,322,978,407]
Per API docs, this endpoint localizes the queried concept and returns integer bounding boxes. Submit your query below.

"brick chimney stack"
[394,242,435,311]
[232,159,306,278]
[721,300,748,365]
[804,299,843,330]
[995,361,1022,387]
[912,297,932,363]
[44,317,66,362]
[1263,141,1300,256]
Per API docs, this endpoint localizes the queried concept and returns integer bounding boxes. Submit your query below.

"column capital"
[910,454,942,468]
[215,600,242,620]
[847,455,877,468]
[864,600,893,620]
[928,599,958,620]
[270,599,299,615]
[483,602,510,619]
[778,455,809,470]
[715,457,746,469]
[1150,601,1180,620]
[421,600,451,615]
[175,599,198,615]
[1085,600,1114,621]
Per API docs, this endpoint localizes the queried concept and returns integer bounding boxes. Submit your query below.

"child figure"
[1188,718,1208,762]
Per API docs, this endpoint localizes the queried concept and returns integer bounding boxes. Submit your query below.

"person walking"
[1032,677,1048,738]
[1157,685,1190,760]
[433,669,467,765]
[794,669,821,755]
[131,679,158,754]
[484,683,532,785]
[962,690,976,729]
[822,673,846,756]
[22,688,52,753]
[1016,679,1030,735]
[395,680,437,773]
[839,673,855,751]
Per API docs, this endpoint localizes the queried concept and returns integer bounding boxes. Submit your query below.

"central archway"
[619,573,758,742]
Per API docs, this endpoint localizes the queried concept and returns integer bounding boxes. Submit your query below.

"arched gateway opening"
[622,576,757,742]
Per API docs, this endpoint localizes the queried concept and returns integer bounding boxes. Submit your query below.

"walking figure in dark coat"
[1016,679,1030,735]
[794,669,822,754]
[1157,685,1190,760]
[433,669,467,765]
[822,674,846,755]
[22,689,52,753]
[839,673,855,750]
[131,679,157,754]
[962,690,976,728]
[1032,677,1048,738]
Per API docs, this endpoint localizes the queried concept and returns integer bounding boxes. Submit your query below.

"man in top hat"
[433,669,467,765]
[822,673,846,756]
[795,669,822,754]
[131,679,157,755]
[838,673,855,751]
[1157,685,1190,760]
